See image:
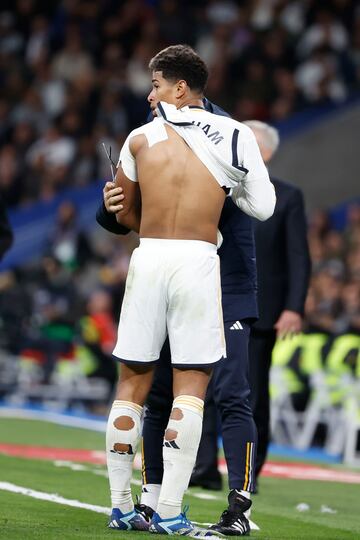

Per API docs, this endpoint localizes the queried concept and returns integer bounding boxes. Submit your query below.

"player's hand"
[274,310,302,339]
[103,182,124,213]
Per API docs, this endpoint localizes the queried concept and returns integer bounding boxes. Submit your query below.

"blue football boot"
[149,506,224,537]
[108,507,149,531]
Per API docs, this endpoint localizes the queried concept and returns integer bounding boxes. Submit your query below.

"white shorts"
[113,238,226,367]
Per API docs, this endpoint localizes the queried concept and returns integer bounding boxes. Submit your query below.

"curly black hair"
[149,44,208,93]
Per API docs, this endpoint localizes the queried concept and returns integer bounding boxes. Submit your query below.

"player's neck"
[177,97,204,110]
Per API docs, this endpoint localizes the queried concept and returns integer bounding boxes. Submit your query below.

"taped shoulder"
[143,118,168,147]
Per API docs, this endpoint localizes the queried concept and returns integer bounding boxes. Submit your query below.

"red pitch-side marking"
[261,461,360,484]
[0,443,105,464]
[1,443,360,484]
[218,457,360,484]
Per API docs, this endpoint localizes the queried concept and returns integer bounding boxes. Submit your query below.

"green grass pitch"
[0,418,359,539]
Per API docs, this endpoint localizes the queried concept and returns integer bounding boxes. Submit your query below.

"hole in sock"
[113,443,134,454]
[170,408,184,421]
[165,429,178,441]
[113,415,135,430]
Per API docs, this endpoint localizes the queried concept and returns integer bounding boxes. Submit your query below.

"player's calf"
[156,395,204,519]
[106,400,142,514]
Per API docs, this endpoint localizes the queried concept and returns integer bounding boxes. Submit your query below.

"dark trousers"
[142,321,258,492]
[248,327,276,478]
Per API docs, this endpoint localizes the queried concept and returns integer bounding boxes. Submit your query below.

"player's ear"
[175,79,187,98]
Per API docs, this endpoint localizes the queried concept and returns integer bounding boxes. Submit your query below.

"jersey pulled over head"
[118,103,275,221]
[118,43,276,223]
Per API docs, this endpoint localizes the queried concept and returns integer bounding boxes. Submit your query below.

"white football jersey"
[117,102,276,221]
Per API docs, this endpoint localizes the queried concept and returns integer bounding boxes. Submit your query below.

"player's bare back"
[131,125,226,245]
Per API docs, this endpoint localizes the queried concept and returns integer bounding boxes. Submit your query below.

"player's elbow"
[255,185,276,221]
[254,199,276,221]
[115,207,132,225]
[116,205,140,233]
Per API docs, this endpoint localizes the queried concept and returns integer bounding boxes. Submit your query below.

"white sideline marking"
[190,492,220,500]
[0,480,260,531]
[0,481,110,514]
[249,519,260,531]
[54,460,90,472]
[53,460,141,485]
[52,460,216,493]
[131,478,142,486]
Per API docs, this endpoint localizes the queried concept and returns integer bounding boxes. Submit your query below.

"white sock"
[106,400,142,513]
[141,484,161,510]
[157,395,204,519]
[239,489,251,518]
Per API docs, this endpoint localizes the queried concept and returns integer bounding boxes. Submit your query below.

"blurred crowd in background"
[0,0,359,207]
[306,205,360,335]
[0,0,359,414]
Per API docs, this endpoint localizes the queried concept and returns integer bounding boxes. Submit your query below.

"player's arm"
[96,183,130,235]
[114,167,141,233]
[232,131,276,221]
[114,133,142,233]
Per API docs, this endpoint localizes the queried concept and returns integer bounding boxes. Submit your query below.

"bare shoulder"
[129,133,147,156]
[129,118,167,155]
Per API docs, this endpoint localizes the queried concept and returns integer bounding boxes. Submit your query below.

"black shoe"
[209,490,251,536]
[134,497,154,524]
[189,470,223,491]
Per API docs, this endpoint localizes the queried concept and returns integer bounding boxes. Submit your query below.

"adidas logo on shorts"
[230,321,243,330]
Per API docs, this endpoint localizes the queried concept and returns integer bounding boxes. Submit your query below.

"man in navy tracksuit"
[97,98,260,536]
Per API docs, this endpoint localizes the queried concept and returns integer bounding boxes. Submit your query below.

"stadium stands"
[0,0,359,457]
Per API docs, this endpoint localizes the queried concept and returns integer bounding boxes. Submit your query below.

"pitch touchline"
[0,481,216,527]
[0,481,110,514]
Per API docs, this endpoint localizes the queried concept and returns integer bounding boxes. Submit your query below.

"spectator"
[0,145,20,206]
[0,192,13,260]
[52,28,94,83]
[25,15,50,67]
[45,201,93,270]
[295,46,347,104]
[297,8,348,58]
[22,255,81,383]
[79,288,117,391]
